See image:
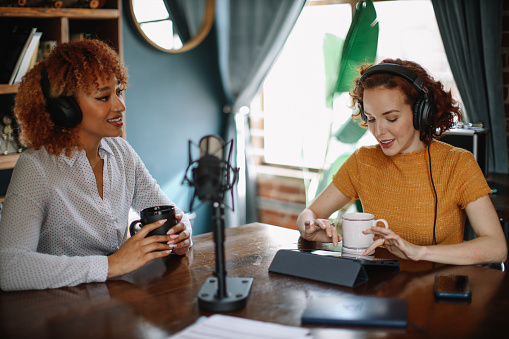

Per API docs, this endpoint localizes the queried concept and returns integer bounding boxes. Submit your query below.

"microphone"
[182,134,252,312]
[194,135,224,203]
[184,134,238,211]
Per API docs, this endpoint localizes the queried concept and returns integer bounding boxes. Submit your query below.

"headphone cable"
[428,128,438,245]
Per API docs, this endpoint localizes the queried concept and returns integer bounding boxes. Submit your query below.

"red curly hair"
[350,58,462,144]
[14,39,128,156]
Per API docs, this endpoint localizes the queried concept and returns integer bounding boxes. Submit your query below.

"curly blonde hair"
[14,39,128,156]
[350,58,462,144]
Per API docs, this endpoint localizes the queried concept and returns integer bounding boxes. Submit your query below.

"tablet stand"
[269,249,368,288]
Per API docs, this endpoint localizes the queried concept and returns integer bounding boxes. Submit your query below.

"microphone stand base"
[198,277,253,312]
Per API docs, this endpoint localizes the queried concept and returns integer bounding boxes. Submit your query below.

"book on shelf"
[28,39,40,70]
[10,29,43,85]
[0,25,35,85]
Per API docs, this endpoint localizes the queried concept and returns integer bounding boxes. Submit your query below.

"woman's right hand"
[107,219,174,278]
[302,218,341,247]
[297,184,351,247]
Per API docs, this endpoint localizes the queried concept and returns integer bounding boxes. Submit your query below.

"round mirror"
[127,0,215,53]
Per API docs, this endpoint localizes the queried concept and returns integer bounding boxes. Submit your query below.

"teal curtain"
[432,0,508,174]
[215,0,306,227]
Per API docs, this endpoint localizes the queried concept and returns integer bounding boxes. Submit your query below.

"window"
[250,0,462,171]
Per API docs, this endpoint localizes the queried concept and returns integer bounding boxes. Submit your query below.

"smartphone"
[434,274,472,299]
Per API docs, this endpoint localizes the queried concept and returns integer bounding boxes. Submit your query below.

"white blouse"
[0,137,190,291]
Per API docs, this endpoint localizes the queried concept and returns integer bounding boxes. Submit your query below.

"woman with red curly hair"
[0,39,191,291]
[297,58,507,265]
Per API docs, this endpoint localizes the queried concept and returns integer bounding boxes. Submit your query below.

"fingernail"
[170,234,178,239]
[167,228,175,235]
[159,219,167,225]
[167,243,176,248]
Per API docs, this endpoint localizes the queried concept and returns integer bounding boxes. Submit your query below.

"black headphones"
[357,63,436,132]
[40,67,82,128]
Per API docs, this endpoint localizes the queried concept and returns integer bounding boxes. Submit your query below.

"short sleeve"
[332,149,361,200]
[450,151,492,209]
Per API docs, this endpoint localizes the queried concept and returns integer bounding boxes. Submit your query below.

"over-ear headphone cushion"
[40,66,82,128]
[358,100,367,122]
[413,93,434,131]
[47,96,83,128]
[413,98,424,130]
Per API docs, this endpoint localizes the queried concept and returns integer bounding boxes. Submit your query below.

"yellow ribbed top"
[333,140,491,245]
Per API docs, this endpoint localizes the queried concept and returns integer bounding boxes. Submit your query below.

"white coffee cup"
[341,212,388,253]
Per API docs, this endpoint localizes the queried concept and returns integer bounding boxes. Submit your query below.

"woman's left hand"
[362,226,424,261]
[167,213,191,255]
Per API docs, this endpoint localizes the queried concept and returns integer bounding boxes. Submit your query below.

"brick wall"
[257,172,306,229]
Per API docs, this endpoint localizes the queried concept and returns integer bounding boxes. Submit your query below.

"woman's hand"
[166,213,191,256]
[297,184,351,247]
[362,226,424,261]
[303,218,341,247]
[108,219,175,278]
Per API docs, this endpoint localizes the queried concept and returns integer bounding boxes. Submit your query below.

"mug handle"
[374,219,389,229]
[129,220,142,236]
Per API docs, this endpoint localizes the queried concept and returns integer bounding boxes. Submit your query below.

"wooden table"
[1,223,508,338]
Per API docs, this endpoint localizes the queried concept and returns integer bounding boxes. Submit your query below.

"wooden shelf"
[0,7,120,19]
[0,84,19,94]
[0,153,20,170]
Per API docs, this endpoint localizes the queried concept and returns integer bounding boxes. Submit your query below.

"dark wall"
[122,13,224,235]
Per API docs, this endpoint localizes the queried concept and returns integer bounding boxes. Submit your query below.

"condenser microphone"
[193,135,224,203]
[183,134,238,212]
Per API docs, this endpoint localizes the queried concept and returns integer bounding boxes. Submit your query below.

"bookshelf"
[0,0,122,175]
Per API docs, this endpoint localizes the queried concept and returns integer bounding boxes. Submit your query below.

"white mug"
[341,212,389,253]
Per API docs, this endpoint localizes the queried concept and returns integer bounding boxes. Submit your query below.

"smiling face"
[363,87,425,156]
[75,74,126,148]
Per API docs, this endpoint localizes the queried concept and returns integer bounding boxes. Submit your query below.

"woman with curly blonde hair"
[0,39,192,291]
[297,58,507,265]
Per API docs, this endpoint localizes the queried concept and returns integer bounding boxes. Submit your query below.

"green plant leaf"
[315,152,352,196]
[323,33,344,108]
[333,0,379,95]
[334,115,367,143]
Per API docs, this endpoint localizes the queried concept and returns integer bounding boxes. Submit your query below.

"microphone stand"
[184,136,252,311]
[197,201,253,312]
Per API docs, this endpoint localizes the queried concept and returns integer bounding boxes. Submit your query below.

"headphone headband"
[358,63,427,94]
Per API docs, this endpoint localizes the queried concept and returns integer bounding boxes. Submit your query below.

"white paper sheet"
[169,314,310,339]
